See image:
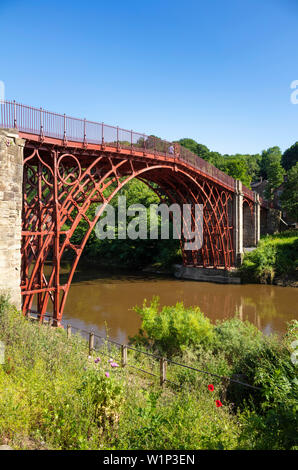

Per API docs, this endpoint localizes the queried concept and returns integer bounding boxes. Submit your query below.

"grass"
[0,296,297,450]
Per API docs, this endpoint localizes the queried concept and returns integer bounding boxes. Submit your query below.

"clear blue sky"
[1,0,298,155]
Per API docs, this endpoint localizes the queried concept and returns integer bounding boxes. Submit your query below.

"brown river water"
[46,263,298,343]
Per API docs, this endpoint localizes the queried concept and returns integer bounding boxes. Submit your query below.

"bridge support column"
[0,129,24,309]
[233,180,243,266]
[253,193,261,246]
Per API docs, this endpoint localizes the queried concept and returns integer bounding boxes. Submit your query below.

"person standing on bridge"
[168,144,174,155]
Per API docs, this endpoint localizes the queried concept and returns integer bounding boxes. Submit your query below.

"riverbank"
[240,230,298,286]
[0,296,297,450]
[169,230,298,287]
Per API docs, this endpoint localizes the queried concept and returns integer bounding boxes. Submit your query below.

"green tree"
[243,154,262,181]
[178,138,199,155]
[219,157,251,187]
[261,147,284,200]
[260,147,281,180]
[178,138,210,160]
[196,143,210,160]
[281,163,298,221]
[282,142,298,171]
[208,151,225,167]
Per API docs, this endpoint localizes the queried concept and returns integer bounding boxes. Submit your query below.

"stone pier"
[233,180,261,266]
[233,180,244,265]
[0,129,24,309]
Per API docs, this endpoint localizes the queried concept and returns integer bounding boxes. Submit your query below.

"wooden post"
[89,331,94,356]
[221,377,230,402]
[160,357,167,387]
[121,344,127,367]
[67,324,71,338]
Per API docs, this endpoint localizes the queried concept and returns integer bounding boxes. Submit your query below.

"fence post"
[221,377,230,402]
[121,344,127,367]
[67,324,71,339]
[89,331,94,356]
[160,357,167,387]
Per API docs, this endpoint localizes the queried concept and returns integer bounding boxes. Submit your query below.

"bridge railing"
[1,100,242,194]
[242,185,255,200]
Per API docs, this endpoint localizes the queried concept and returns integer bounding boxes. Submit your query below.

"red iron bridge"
[0,100,267,326]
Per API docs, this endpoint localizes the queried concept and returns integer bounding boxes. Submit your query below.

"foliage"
[178,138,210,160]
[130,297,214,356]
[259,147,285,200]
[114,388,240,450]
[0,297,297,450]
[238,321,298,449]
[0,298,124,449]
[282,141,298,171]
[220,157,251,187]
[178,138,261,187]
[129,296,298,449]
[281,163,298,221]
[240,230,298,283]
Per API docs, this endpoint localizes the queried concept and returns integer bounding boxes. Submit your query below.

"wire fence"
[27,310,262,393]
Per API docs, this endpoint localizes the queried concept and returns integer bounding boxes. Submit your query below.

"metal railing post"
[83,118,86,144]
[63,113,67,142]
[40,107,44,138]
[101,122,104,145]
[13,100,17,128]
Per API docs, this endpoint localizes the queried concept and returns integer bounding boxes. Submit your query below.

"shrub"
[130,297,214,356]
[240,230,298,283]
[114,388,240,450]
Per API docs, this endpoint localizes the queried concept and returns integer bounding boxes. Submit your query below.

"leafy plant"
[130,297,214,356]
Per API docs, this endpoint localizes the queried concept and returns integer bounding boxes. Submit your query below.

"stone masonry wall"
[0,129,24,309]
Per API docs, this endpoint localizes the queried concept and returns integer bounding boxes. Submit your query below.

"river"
[52,263,298,343]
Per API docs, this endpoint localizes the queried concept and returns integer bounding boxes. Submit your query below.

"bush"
[114,388,240,450]
[130,297,214,356]
[240,230,298,283]
[238,326,298,449]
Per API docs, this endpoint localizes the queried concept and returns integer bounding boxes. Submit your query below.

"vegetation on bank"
[240,230,298,284]
[0,296,297,450]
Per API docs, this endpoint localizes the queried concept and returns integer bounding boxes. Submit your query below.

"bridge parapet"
[1,100,245,195]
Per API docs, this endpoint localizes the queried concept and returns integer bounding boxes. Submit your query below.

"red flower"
[215,400,223,407]
[208,384,214,392]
